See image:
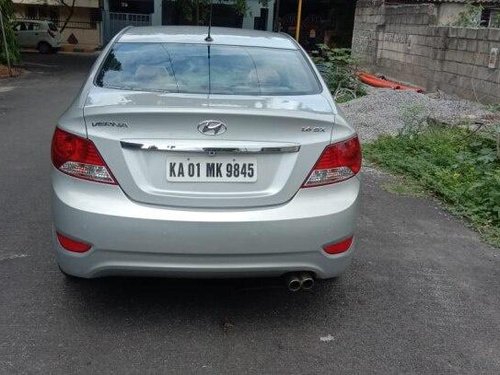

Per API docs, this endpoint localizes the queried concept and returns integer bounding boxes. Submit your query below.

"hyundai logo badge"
[197,120,227,136]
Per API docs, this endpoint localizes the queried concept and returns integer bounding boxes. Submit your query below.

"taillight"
[302,136,361,188]
[51,127,116,184]
[323,236,353,255]
[57,232,92,253]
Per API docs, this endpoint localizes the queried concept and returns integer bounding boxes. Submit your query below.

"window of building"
[26,6,37,19]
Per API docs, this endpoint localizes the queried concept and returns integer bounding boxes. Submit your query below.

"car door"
[13,22,29,47]
[25,22,41,48]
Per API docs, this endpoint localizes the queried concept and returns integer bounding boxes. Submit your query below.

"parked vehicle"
[13,20,61,54]
[51,26,361,290]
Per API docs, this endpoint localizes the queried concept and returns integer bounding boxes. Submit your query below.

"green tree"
[0,0,20,65]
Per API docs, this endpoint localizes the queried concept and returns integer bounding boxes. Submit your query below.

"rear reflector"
[56,232,92,253]
[51,128,116,184]
[303,136,361,187]
[323,236,354,254]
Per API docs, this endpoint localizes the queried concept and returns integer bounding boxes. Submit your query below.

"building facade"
[102,0,275,44]
[12,0,275,49]
[12,0,360,51]
[13,0,101,50]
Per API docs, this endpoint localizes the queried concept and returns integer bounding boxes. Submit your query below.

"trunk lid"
[84,87,335,208]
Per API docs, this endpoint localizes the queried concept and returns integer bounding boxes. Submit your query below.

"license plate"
[166,156,257,182]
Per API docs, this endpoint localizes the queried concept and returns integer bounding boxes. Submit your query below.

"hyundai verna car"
[51,26,361,290]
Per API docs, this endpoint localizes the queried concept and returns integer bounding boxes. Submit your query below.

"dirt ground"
[0,64,22,79]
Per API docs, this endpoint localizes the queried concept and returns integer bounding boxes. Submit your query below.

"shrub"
[450,1,483,27]
[399,104,429,136]
[365,126,500,247]
[313,46,366,103]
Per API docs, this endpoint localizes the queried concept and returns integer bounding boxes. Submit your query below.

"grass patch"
[381,175,427,197]
[364,126,500,247]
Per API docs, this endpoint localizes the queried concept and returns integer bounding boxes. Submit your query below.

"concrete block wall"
[352,0,386,66]
[352,2,500,104]
[437,28,500,103]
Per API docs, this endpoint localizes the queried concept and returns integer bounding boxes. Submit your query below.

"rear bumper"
[52,170,360,279]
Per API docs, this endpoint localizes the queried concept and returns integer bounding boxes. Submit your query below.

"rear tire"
[38,42,52,54]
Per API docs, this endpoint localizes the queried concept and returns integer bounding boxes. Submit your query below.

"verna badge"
[197,120,227,136]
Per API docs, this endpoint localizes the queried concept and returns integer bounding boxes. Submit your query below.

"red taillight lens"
[302,136,361,188]
[56,232,92,253]
[51,128,116,184]
[323,236,354,255]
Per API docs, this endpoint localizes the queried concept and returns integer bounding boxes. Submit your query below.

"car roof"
[118,26,298,50]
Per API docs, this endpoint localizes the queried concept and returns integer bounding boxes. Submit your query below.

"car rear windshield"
[95,43,321,95]
[48,22,58,32]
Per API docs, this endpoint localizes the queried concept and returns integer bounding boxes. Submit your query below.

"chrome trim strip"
[120,141,300,154]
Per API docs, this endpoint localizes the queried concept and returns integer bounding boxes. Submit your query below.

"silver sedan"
[51,26,361,291]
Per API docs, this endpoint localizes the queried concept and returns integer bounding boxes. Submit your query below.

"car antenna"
[205,0,213,42]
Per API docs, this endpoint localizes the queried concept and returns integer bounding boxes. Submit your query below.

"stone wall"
[352,1,500,104]
[352,0,386,66]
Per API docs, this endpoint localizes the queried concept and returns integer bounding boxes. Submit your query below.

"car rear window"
[48,23,58,32]
[95,43,321,95]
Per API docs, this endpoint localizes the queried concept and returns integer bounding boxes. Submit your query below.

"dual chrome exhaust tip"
[285,272,315,292]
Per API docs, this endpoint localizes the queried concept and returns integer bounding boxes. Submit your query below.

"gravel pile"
[338,89,496,143]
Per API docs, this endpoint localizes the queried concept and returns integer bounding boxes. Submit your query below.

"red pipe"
[358,73,400,90]
[358,72,423,93]
[396,84,424,93]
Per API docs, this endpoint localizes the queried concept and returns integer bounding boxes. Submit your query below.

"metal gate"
[104,12,152,43]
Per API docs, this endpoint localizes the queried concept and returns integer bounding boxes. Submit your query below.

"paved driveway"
[0,53,499,374]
